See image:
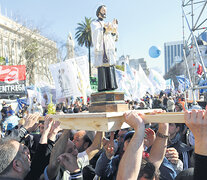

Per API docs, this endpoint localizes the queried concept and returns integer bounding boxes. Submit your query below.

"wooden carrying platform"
[48,111,185,132]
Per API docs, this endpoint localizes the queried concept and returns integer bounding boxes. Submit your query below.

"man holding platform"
[91,5,118,92]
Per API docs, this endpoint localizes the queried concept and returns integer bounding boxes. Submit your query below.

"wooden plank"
[38,110,185,132]
[144,113,185,124]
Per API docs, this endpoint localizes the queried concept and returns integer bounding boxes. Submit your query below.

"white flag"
[149,69,166,93]
[137,65,155,96]
[115,68,132,100]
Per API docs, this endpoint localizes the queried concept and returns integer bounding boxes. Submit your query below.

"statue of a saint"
[91,5,118,92]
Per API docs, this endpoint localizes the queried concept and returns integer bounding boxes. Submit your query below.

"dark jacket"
[95,151,121,180]
[24,141,54,180]
[168,133,192,169]
[194,154,207,180]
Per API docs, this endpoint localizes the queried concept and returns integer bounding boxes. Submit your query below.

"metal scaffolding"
[182,0,207,105]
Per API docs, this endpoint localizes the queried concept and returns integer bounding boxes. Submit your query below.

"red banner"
[0,65,26,95]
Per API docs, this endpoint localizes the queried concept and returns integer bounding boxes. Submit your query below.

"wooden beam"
[39,110,185,132]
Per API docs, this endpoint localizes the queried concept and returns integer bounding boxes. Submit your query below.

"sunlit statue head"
[96,5,107,19]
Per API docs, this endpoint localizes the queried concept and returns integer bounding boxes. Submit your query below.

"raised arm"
[47,129,71,179]
[86,131,103,160]
[148,123,169,171]
[184,109,207,180]
[116,112,145,180]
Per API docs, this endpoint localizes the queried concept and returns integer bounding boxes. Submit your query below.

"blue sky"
[0,0,185,73]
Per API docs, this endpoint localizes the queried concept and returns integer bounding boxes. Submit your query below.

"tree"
[0,57,6,65]
[17,30,58,85]
[75,17,94,77]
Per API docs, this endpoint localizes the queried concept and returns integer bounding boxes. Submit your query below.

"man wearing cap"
[3,110,20,132]
[91,5,118,92]
[0,139,31,180]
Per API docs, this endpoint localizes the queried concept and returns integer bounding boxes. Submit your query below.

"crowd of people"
[0,91,206,180]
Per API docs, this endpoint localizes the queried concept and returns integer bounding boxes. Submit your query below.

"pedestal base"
[89,104,128,113]
[89,91,128,113]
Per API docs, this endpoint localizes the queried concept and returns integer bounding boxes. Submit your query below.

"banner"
[0,65,26,95]
[49,56,91,100]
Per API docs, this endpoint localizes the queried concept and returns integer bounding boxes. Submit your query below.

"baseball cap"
[7,110,15,115]
[124,131,135,142]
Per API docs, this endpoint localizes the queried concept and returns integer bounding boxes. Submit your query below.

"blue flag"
[176,75,190,92]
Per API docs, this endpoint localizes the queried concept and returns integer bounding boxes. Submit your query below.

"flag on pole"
[136,65,155,96]
[115,69,132,100]
[176,75,190,92]
[197,63,203,76]
[148,69,166,93]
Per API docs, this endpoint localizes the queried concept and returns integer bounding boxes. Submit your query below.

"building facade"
[164,41,184,74]
[117,55,149,75]
[0,13,58,85]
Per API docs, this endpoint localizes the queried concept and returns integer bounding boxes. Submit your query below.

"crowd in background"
[0,91,206,180]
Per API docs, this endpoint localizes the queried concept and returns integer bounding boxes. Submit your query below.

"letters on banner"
[49,56,91,99]
[0,65,26,95]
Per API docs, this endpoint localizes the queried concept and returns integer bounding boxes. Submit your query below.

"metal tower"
[182,0,207,105]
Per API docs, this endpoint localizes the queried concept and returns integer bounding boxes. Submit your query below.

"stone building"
[117,55,149,75]
[0,13,58,85]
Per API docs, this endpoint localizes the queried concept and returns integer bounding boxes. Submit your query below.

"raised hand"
[103,132,115,159]
[48,121,61,141]
[23,112,40,132]
[166,147,179,164]
[57,153,80,173]
[39,115,53,144]
[43,115,53,135]
[144,128,156,148]
[184,109,207,156]
[124,111,145,132]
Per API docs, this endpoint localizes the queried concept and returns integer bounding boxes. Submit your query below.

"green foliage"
[115,65,125,71]
[24,40,39,59]
[75,17,94,77]
[0,57,6,65]
[75,17,94,48]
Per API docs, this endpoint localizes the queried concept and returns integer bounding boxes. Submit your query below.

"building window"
[167,46,170,71]
[174,45,177,56]
[178,44,180,56]
[181,44,184,56]
[171,45,174,65]
[11,40,15,48]
[164,45,167,74]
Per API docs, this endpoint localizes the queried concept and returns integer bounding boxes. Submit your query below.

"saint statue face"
[99,6,107,19]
